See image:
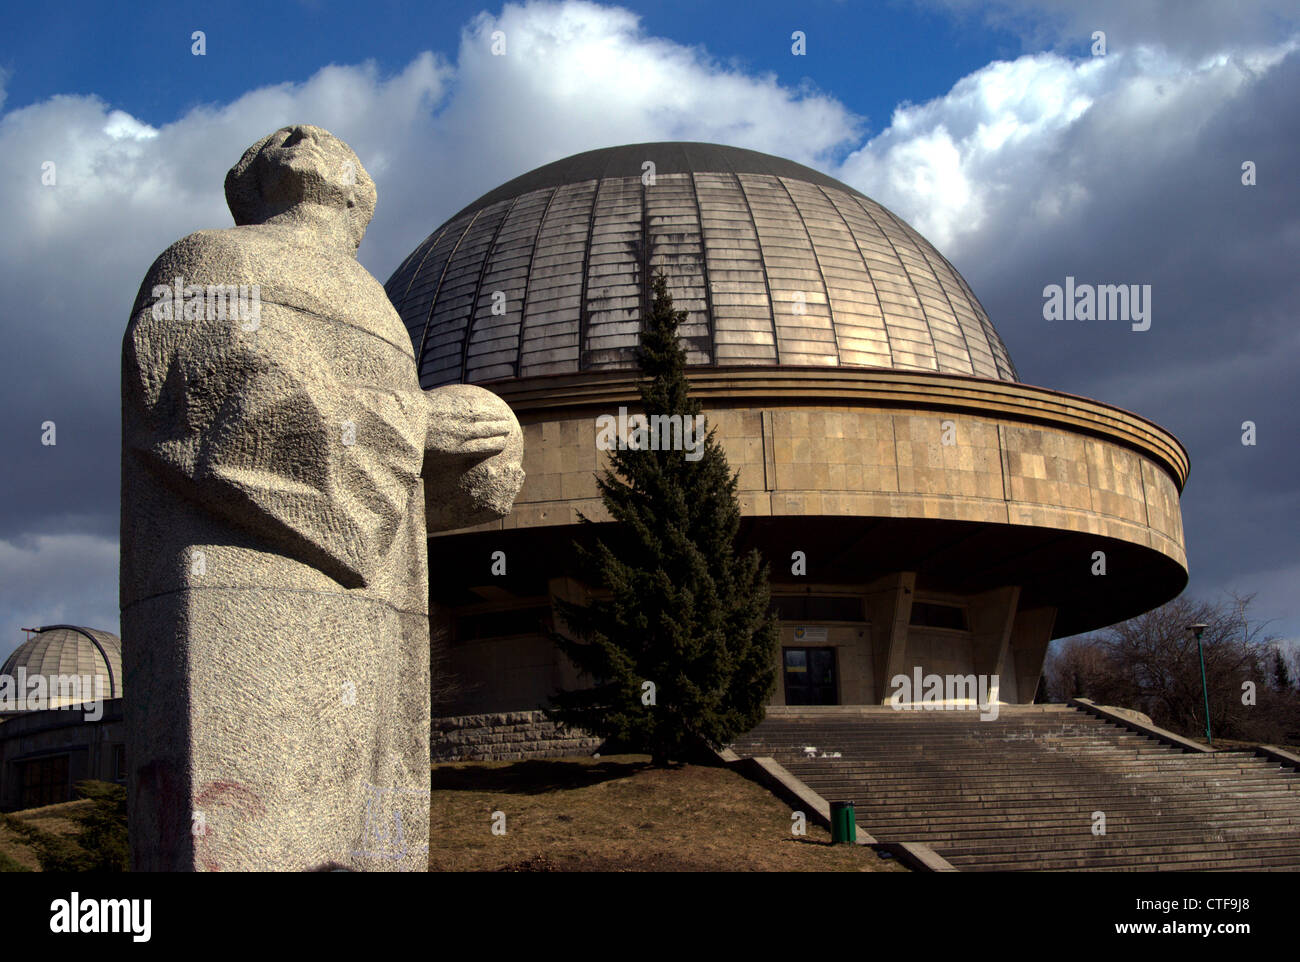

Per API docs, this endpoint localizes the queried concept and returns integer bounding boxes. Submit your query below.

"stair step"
[733,705,1300,871]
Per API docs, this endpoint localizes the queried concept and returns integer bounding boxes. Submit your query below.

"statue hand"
[424,385,521,461]
[421,384,526,531]
[436,418,515,458]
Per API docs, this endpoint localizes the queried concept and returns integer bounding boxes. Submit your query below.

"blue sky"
[0,0,1297,663]
[2,1,1030,136]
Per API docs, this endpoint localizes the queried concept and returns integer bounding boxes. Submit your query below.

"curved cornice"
[485,366,1190,491]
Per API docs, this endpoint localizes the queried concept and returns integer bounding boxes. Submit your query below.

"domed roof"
[1,625,122,708]
[385,142,1018,388]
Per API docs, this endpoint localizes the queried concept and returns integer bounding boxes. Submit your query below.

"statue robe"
[122,224,431,871]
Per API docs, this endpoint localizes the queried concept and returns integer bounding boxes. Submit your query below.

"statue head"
[224,125,377,250]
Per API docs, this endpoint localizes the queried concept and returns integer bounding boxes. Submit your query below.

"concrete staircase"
[730,704,1300,871]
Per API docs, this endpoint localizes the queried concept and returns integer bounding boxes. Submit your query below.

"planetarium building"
[0,626,125,809]
[385,143,1187,737]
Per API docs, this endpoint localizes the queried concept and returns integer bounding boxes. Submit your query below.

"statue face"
[225,124,377,248]
[257,126,355,212]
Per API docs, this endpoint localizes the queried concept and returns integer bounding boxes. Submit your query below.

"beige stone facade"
[427,367,1188,715]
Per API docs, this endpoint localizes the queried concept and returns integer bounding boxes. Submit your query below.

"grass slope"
[0,798,93,871]
[429,755,907,872]
[0,762,909,871]
[0,784,128,872]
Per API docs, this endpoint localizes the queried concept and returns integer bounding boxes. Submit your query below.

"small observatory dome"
[1,625,122,709]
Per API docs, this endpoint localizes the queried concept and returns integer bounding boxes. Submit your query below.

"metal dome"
[1,625,122,707]
[385,142,1018,388]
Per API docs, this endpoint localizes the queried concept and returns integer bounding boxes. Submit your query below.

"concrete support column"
[1010,606,1058,703]
[968,586,1020,703]
[863,572,916,703]
[549,576,589,692]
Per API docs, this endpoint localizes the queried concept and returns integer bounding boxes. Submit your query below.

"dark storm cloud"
[837,26,1299,639]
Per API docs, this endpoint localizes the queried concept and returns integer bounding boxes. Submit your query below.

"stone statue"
[121,125,524,871]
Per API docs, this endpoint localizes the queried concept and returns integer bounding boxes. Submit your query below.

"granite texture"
[121,125,523,871]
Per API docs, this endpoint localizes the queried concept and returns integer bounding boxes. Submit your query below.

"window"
[20,755,70,809]
[772,595,862,622]
[454,607,553,644]
[909,601,968,631]
[112,744,127,782]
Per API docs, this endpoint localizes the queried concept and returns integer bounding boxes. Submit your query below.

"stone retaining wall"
[432,711,599,762]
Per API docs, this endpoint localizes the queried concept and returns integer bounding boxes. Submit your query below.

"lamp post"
[1188,622,1212,746]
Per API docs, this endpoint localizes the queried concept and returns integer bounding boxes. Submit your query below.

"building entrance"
[783,647,838,705]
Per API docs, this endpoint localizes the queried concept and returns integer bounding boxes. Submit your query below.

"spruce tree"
[546,271,779,765]
[1274,649,1292,692]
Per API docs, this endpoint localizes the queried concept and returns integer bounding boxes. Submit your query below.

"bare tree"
[1044,635,1123,702]
[1043,594,1298,745]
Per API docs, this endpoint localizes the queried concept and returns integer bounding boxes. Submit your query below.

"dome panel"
[386,142,1019,386]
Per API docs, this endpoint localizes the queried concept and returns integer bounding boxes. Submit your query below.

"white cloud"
[0,0,865,644]
[833,41,1298,255]
[0,0,1296,647]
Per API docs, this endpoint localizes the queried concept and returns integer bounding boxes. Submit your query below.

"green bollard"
[830,800,857,844]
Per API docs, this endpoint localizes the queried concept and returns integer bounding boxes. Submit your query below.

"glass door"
[783,647,838,705]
